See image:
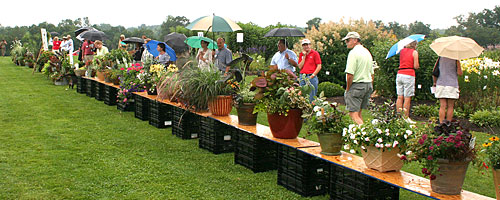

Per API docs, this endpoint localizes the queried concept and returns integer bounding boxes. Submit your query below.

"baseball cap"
[301,39,311,45]
[342,32,361,41]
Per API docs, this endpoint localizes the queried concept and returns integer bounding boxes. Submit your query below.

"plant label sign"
[165,121,172,126]
[470,137,476,149]
[237,33,243,43]
[224,135,231,141]
[325,71,330,75]
[197,32,204,37]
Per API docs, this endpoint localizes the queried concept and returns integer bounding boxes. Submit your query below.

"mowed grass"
[0,57,495,199]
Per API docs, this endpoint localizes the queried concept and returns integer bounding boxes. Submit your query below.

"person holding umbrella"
[156,43,170,65]
[197,40,213,68]
[395,41,419,122]
[270,39,298,72]
[118,35,128,50]
[433,57,462,123]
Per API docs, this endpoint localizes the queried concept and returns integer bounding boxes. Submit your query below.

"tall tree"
[160,15,190,39]
[306,17,321,30]
[453,5,500,46]
[408,21,431,36]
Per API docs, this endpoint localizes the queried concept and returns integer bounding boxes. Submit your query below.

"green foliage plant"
[470,109,500,127]
[317,81,345,97]
[303,92,348,135]
[412,104,439,118]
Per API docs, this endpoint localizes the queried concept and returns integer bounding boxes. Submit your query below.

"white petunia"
[361,146,365,150]
[484,75,488,79]
[404,134,408,139]
[350,149,356,154]
[332,102,337,106]
[353,140,358,144]
[393,141,399,147]
[375,143,381,148]
[371,119,379,125]
[362,131,367,136]
[342,128,347,136]
[406,130,413,135]
[385,143,392,148]
[350,134,356,140]
[344,144,350,150]
[385,132,390,136]
[323,101,329,105]
[349,124,356,130]
[385,129,390,133]
[377,138,383,143]
[365,137,370,142]
[406,151,412,155]
[483,85,487,90]
[313,106,321,112]
[376,128,383,134]
[316,111,322,117]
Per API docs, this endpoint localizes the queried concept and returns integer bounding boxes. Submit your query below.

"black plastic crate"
[172,106,200,139]
[329,165,399,200]
[149,101,172,128]
[117,101,135,112]
[277,145,330,197]
[233,130,278,172]
[76,77,86,94]
[198,117,236,154]
[278,170,329,197]
[134,95,150,121]
[94,82,105,101]
[86,79,95,97]
[104,85,117,106]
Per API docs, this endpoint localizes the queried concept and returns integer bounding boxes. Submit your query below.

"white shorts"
[435,85,459,99]
[396,74,415,97]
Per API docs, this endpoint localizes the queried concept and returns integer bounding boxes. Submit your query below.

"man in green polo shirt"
[342,32,374,124]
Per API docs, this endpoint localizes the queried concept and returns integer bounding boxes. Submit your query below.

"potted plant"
[181,65,237,115]
[117,64,145,109]
[406,120,476,195]
[344,100,417,172]
[253,68,313,139]
[110,69,121,85]
[234,81,257,125]
[304,92,348,155]
[94,55,108,81]
[477,136,500,199]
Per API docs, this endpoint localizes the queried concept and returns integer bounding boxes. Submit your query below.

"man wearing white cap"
[342,32,374,124]
[298,39,322,102]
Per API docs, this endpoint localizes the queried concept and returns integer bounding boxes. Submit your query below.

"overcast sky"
[1,0,498,29]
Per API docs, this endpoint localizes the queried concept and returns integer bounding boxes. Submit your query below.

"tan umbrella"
[430,36,484,60]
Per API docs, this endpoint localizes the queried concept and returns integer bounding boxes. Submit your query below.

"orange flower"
[483,143,492,147]
[489,136,499,141]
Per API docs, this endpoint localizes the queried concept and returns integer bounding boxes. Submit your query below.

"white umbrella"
[430,36,484,60]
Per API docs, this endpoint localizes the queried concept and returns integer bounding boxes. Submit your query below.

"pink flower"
[429,146,434,150]
[120,68,125,70]
[418,139,425,145]
[124,98,128,102]
[455,141,463,148]
[135,63,140,67]
[427,155,433,160]
[422,134,428,140]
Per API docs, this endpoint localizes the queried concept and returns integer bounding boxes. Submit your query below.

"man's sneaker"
[405,118,416,124]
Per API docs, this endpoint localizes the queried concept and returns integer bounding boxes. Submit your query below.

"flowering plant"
[343,101,417,155]
[478,136,500,170]
[405,120,476,180]
[303,92,348,135]
[253,68,313,116]
[117,63,145,104]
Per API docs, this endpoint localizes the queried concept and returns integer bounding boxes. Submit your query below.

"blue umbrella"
[386,34,425,59]
[146,40,177,61]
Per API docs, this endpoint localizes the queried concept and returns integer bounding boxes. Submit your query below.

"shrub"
[317,81,345,97]
[470,109,500,127]
[483,49,500,62]
[412,104,438,118]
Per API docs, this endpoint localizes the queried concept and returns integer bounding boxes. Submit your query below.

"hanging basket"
[361,146,403,172]
[267,109,303,139]
[430,159,470,195]
[208,95,232,116]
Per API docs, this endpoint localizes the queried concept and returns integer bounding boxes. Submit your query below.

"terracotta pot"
[236,103,257,126]
[208,95,232,116]
[267,109,303,139]
[317,133,343,156]
[493,168,500,200]
[96,71,105,81]
[430,159,470,195]
[361,146,403,172]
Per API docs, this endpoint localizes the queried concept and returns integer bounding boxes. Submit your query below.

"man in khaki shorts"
[342,32,374,124]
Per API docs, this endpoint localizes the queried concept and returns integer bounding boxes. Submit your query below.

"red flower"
[400,155,407,160]
[422,168,428,174]
[422,134,428,140]
[418,139,425,145]
[120,68,125,70]
[430,174,437,180]
[429,146,434,150]
[427,155,433,160]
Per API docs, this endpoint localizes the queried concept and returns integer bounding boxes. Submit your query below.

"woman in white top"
[196,40,213,68]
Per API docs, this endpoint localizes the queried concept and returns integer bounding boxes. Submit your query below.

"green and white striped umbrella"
[186,14,242,32]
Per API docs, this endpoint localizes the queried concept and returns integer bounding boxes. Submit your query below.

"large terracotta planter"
[267,109,303,139]
[318,133,343,156]
[493,168,500,200]
[361,146,403,172]
[96,71,105,81]
[208,95,232,116]
[430,159,470,195]
[236,103,257,126]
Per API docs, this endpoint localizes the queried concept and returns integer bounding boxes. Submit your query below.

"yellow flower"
[489,136,499,141]
[483,143,492,147]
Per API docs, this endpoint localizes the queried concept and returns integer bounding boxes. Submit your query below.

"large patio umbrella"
[264,28,305,37]
[386,34,425,59]
[184,36,218,50]
[79,30,107,41]
[164,33,188,53]
[145,40,177,61]
[430,36,484,60]
[74,27,97,37]
[186,14,242,32]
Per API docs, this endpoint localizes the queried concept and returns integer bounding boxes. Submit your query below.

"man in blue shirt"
[270,39,298,72]
[215,38,233,73]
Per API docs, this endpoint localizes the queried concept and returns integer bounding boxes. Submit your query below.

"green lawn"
[0,57,495,199]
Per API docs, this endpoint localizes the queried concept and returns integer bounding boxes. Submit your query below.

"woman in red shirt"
[52,37,61,52]
[396,41,419,121]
